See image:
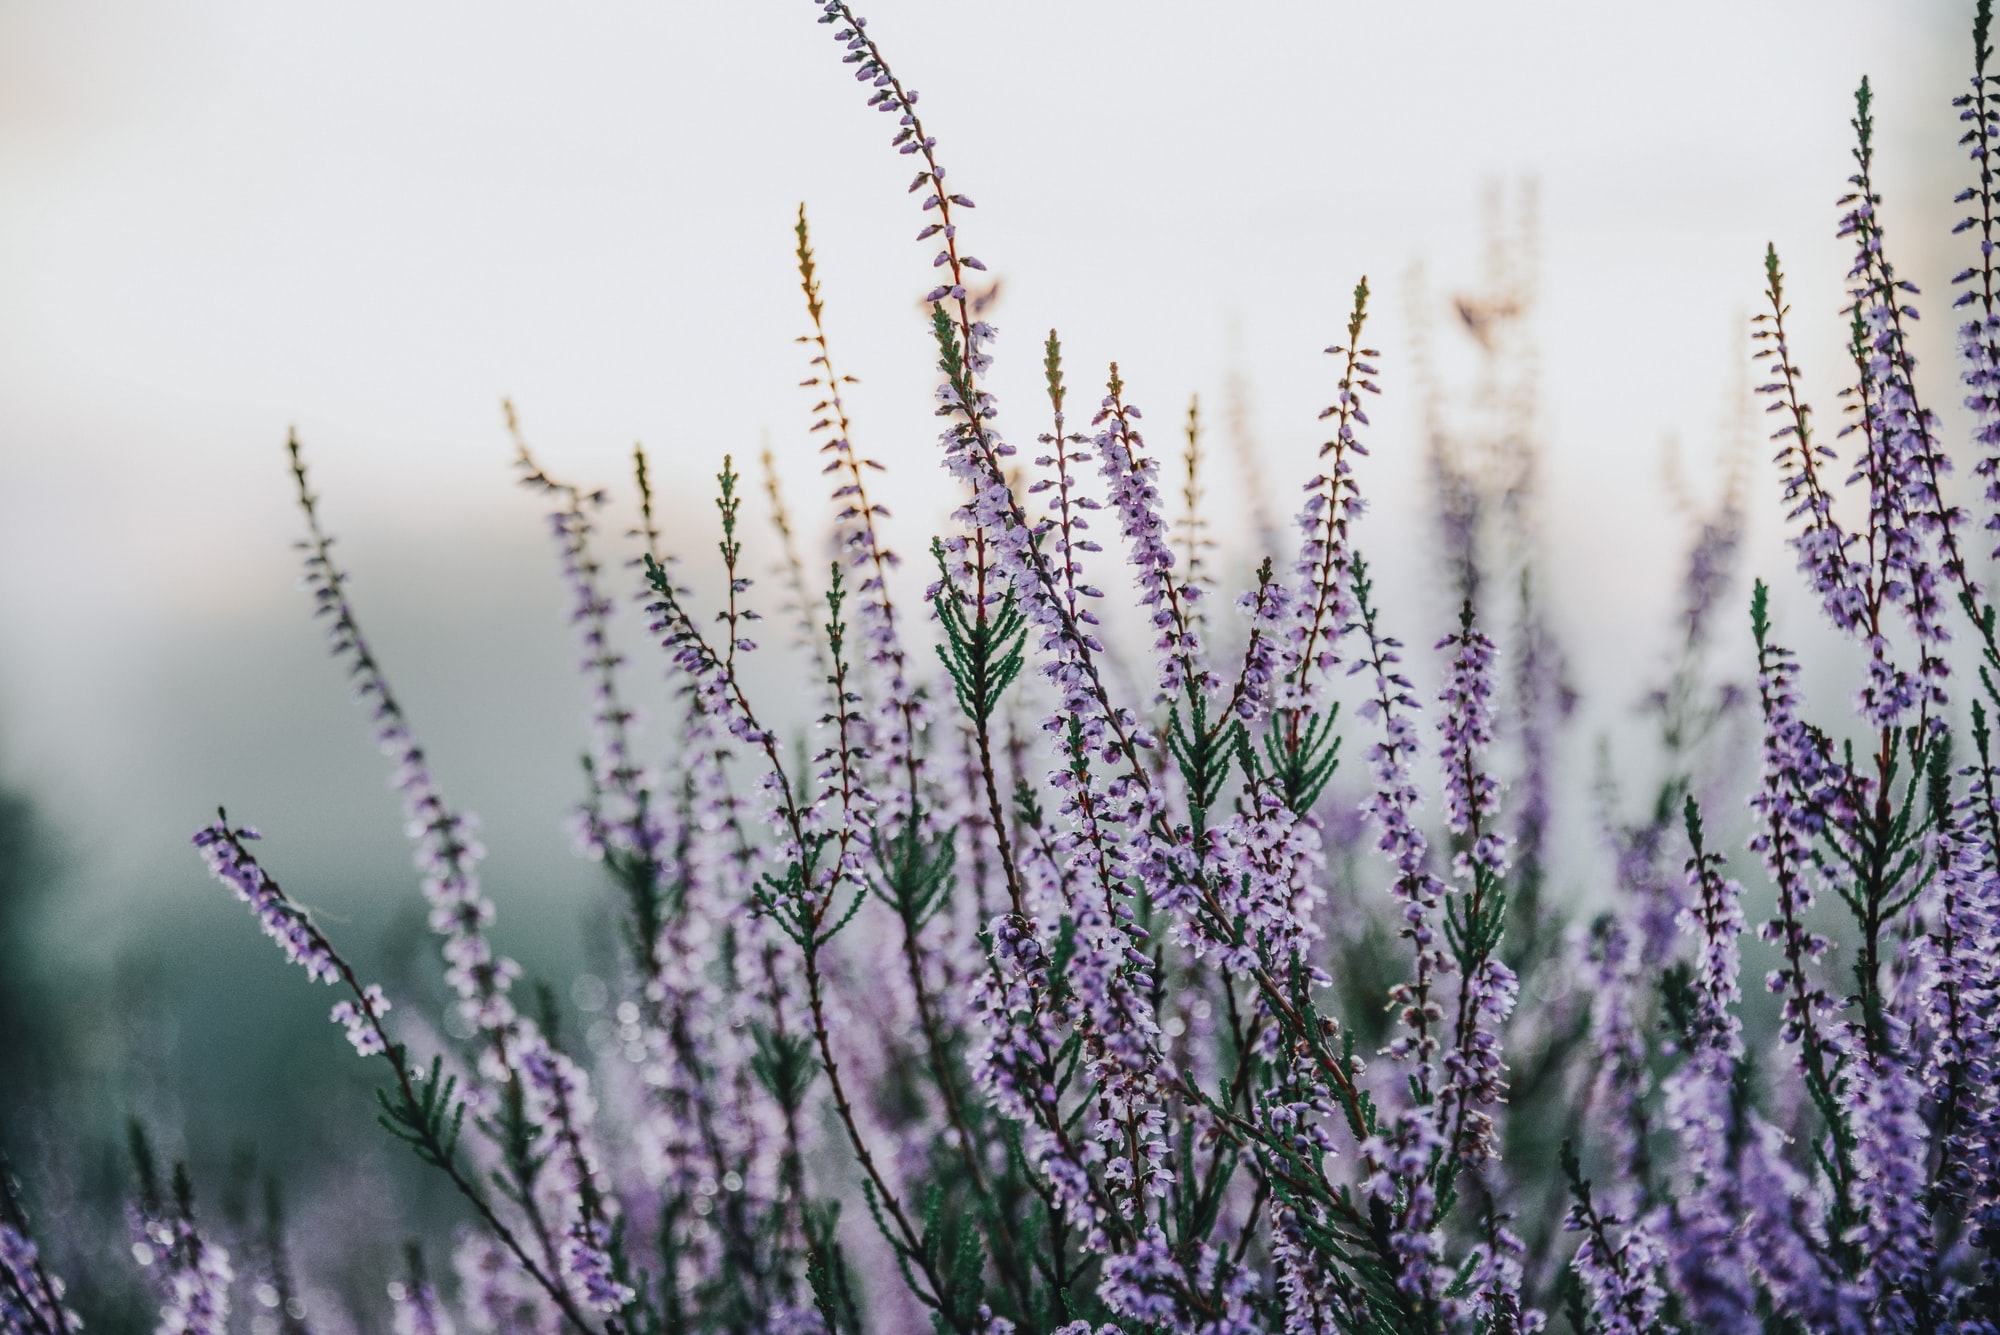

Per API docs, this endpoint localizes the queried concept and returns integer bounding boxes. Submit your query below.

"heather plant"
[11,3,2000,1333]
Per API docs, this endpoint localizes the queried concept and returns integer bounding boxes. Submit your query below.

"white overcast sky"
[0,0,1977,943]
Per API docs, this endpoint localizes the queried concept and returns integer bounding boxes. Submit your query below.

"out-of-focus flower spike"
[131,1166,233,1335]
[390,1245,456,1335]
[0,1162,80,1335]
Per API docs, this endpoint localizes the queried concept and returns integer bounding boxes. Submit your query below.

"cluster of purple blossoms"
[130,1184,233,1335]
[1,1189,78,1335]
[390,1271,456,1335]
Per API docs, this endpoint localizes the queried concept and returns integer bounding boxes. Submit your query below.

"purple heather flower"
[1755,252,1869,640]
[1,1221,79,1335]
[452,1231,556,1334]
[1749,619,1849,1077]
[1433,601,1516,1169]
[1436,603,1505,876]
[1271,1206,1358,1335]
[537,485,665,874]
[192,823,338,986]
[390,1277,455,1335]
[1835,89,1961,728]
[1231,568,1294,722]
[1564,1201,1668,1335]
[517,1046,635,1313]
[1284,287,1377,715]
[1098,1227,1182,1325]
[1846,1049,1936,1330]
[1354,593,1446,1077]
[1195,785,1326,973]
[1509,596,1575,907]
[796,207,926,815]
[1091,372,1208,701]
[191,822,413,1065]
[1657,805,1763,1333]
[331,985,392,1057]
[1351,576,1456,1293]
[1954,44,2000,562]
[132,1197,233,1335]
[1732,1115,1842,1330]
[289,439,535,1086]
[968,913,1113,1240]
[1456,1216,1544,1335]
[1912,792,1998,1199]
[1101,1231,1261,1335]
[922,323,1179,1247]
[1581,917,1651,1195]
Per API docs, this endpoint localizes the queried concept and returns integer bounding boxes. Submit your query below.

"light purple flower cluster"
[1,1208,77,1335]
[390,1274,455,1335]
[1284,291,1377,715]
[288,439,526,1069]
[6,3,1985,1333]
[1956,14,2000,563]
[516,428,658,872]
[190,821,338,988]
[131,1188,233,1335]
[1092,373,1207,700]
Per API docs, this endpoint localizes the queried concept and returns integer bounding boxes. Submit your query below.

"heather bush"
[9,2,2000,1332]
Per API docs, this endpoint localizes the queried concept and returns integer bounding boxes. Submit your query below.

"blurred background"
[0,0,1977,1319]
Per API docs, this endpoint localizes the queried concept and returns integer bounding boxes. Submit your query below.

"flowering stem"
[0,1159,67,1335]
[196,820,601,1335]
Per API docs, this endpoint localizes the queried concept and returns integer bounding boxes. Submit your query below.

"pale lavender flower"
[451,1231,556,1334]
[331,985,392,1058]
[1657,800,1761,1334]
[1352,568,1448,1084]
[1091,371,1208,700]
[966,913,1111,1237]
[1285,283,1377,714]
[1438,953,1515,1173]
[1232,565,1293,722]
[191,821,406,1061]
[132,1181,233,1335]
[1348,560,1454,1301]
[1748,604,1849,1082]
[933,326,1179,1237]
[1356,1111,1445,1301]
[288,438,529,1082]
[1837,84,1958,726]
[1436,601,1505,876]
[1434,600,1516,1169]
[517,1046,634,1313]
[1098,1227,1182,1325]
[1564,1200,1668,1335]
[1,1211,78,1335]
[513,421,652,870]
[1755,251,1869,638]
[1732,1117,1843,1330]
[191,821,338,986]
[796,207,925,815]
[1461,1216,1544,1335]
[1913,783,1998,1198]
[1954,24,2000,559]
[1271,1206,1354,1335]
[390,1274,455,1335]
[1508,593,1575,914]
[1195,785,1325,973]
[1581,917,1651,1196]
[1846,1050,1935,1330]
